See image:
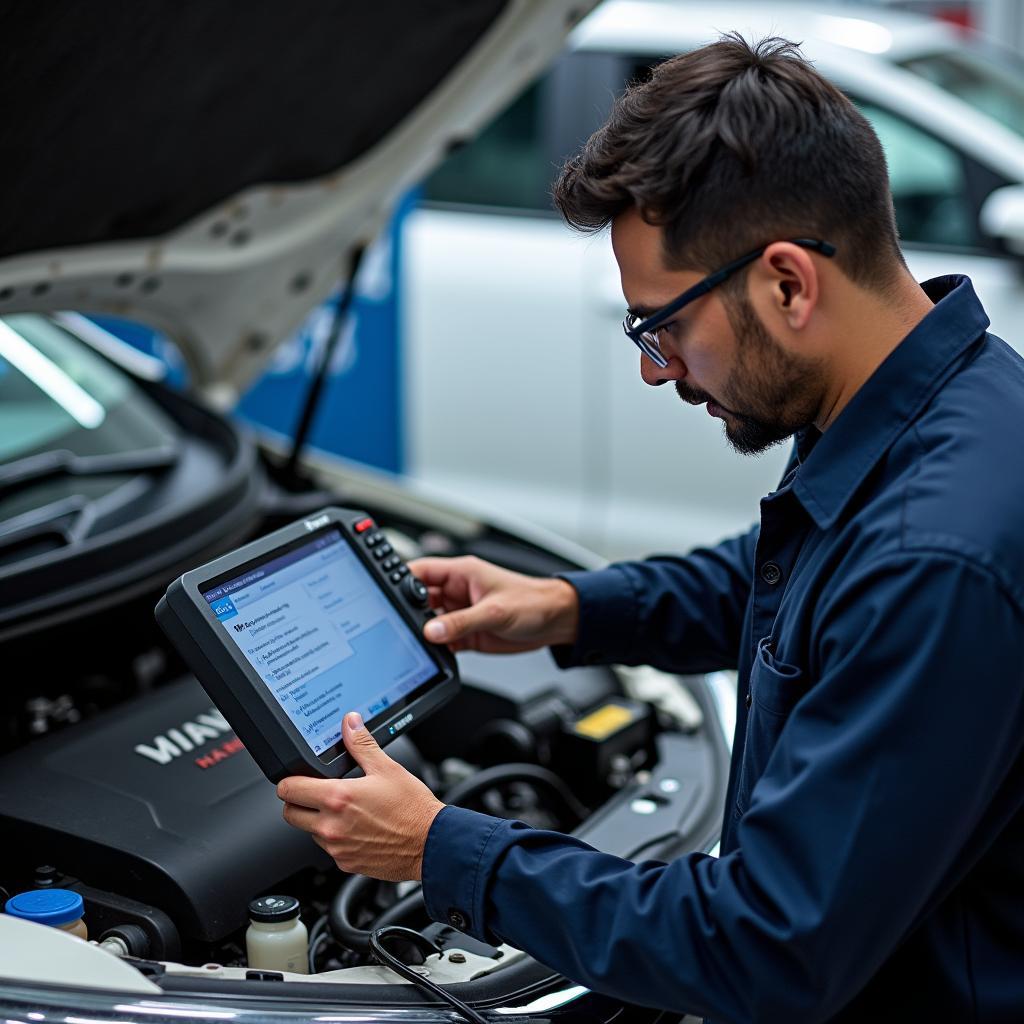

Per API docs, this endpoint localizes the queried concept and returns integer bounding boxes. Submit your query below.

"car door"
[401,53,629,553]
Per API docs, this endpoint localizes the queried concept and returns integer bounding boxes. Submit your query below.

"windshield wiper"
[0,445,180,499]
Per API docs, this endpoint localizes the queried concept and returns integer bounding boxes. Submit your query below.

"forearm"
[421,807,815,1023]
[552,526,758,674]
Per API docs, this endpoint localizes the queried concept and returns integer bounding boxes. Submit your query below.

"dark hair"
[552,34,905,290]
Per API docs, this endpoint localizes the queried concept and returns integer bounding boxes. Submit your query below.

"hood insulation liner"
[0,0,506,260]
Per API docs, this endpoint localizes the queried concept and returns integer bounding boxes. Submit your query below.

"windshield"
[0,315,174,463]
[0,315,181,537]
[899,47,1024,139]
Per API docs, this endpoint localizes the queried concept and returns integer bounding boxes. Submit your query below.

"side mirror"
[980,184,1024,256]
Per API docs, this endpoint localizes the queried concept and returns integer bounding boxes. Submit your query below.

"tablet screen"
[199,528,441,762]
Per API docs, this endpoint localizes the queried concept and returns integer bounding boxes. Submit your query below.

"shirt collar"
[791,275,990,530]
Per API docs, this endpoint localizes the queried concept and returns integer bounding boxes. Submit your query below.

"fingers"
[407,557,462,586]
[409,555,498,608]
[281,801,320,834]
[277,774,337,809]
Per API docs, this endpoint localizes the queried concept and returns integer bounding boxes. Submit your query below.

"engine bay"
[0,416,724,997]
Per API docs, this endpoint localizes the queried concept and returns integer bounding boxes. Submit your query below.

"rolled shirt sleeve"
[422,552,1024,1023]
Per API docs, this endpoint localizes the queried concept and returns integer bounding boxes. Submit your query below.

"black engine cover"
[0,677,332,943]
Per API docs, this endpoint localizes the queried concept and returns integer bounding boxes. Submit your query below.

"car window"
[422,79,551,211]
[421,51,629,213]
[899,47,1024,139]
[855,102,978,250]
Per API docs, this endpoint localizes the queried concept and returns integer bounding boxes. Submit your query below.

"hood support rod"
[284,243,367,480]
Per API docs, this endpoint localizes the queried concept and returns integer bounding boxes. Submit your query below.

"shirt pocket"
[733,636,807,820]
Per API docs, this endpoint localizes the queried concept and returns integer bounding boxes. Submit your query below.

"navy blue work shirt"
[421,276,1024,1022]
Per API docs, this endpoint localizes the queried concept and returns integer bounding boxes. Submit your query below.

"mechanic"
[277,35,1024,1022]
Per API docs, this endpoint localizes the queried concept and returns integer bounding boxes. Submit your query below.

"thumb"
[423,599,511,644]
[342,711,389,774]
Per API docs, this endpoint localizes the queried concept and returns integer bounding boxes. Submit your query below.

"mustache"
[675,380,746,420]
[675,380,714,406]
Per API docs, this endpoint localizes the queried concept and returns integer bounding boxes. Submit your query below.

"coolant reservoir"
[245,894,309,974]
[5,888,88,939]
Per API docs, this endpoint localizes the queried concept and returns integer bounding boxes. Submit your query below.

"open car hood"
[0,0,594,390]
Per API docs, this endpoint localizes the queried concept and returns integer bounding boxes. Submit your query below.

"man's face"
[611,210,825,455]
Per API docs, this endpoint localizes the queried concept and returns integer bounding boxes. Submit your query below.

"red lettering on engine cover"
[195,736,245,769]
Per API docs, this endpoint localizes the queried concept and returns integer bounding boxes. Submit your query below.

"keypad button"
[403,576,429,606]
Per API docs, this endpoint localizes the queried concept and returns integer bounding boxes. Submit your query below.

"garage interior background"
[85,0,1024,560]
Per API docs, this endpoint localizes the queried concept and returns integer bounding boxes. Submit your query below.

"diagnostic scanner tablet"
[155,507,458,782]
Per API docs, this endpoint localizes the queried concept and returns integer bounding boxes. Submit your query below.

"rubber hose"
[374,887,426,930]
[331,876,427,952]
[328,873,378,952]
[444,762,588,823]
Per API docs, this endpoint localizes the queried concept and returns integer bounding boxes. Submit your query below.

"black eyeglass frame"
[623,238,837,368]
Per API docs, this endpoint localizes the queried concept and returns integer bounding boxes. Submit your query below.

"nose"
[640,352,687,387]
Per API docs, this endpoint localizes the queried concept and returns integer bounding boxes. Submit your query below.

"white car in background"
[402,1,1024,559]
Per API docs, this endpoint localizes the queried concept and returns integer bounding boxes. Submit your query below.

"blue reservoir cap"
[5,888,84,926]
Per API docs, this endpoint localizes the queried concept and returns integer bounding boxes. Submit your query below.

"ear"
[753,241,821,331]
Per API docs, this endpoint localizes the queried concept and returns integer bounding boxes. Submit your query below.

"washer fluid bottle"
[5,888,88,939]
[245,894,309,973]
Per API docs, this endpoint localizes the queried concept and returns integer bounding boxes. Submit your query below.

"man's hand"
[277,712,444,881]
[409,555,580,654]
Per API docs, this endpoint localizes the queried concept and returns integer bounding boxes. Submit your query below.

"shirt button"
[760,561,782,585]
[745,692,752,710]
[447,908,468,930]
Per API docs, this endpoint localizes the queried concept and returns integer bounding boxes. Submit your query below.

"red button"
[354,518,375,533]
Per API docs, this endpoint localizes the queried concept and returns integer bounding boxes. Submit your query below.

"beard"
[675,292,824,455]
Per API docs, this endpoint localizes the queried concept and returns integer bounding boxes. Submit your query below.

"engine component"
[416,649,656,803]
[444,763,588,825]
[246,895,309,975]
[329,874,381,953]
[554,697,656,797]
[370,927,489,1024]
[415,648,620,768]
[419,921,500,960]
[573,732,720,862]
[72,879,180,960]
[99,923,151,959]
[0,676,333,944]
[5,888,88,940]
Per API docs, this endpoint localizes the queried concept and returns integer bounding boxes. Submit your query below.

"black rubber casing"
[155,506,458,782]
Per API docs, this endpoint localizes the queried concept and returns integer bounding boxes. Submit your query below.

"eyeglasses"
[622,238,837,368]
